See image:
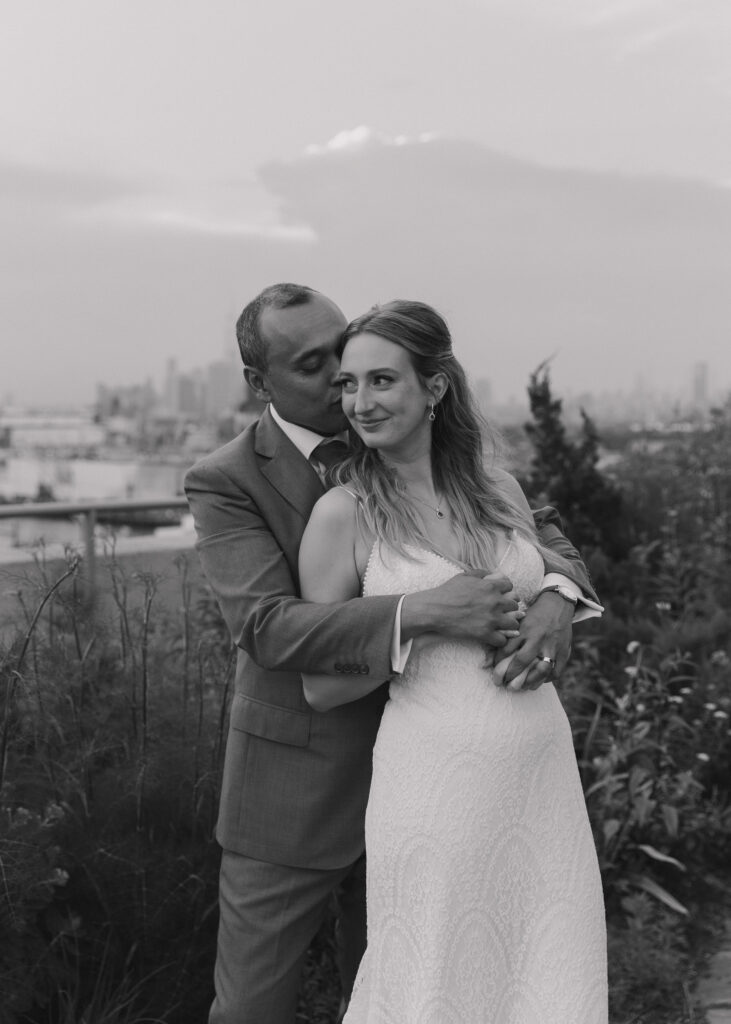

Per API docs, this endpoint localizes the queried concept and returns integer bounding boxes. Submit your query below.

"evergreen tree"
[524,363,627,560]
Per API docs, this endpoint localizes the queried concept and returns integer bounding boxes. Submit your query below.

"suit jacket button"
[335,662,343,672]
[360,666,369,674]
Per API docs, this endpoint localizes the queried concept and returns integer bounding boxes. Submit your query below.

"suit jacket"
[184,407,597,870]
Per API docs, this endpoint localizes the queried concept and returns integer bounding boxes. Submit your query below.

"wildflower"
[44,803,64,825]
[624,667,638,679]
[710,650,730,668]
[696,752,710,763]
[655,601,672,612]
[60,913,83,935]
[668,695,683,704]
[680,687,692,695]
[12,807,35,826]
[704,702,718,712]
[636,703,646,713]
[49,868,69,887]
[626,640,641,655]
[713,710,728,720]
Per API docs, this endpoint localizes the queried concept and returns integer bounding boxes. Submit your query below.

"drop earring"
[428,402,436,422]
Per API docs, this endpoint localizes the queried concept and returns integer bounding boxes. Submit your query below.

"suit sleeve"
[532,505,599,605]
[185,461,399,678]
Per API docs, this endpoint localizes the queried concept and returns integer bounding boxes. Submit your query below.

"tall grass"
[0,549,231,1024]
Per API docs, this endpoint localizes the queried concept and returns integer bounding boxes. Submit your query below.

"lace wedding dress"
[344,535,608,1024]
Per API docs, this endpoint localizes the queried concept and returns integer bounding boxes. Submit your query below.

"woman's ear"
[426,373,448,404]
[244,366,271,402]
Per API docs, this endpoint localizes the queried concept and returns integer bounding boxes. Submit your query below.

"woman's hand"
[490,591,573,691]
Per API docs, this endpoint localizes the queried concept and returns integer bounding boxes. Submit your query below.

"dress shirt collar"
[269,404,348,462]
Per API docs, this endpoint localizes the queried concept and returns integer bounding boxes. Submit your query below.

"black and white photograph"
[1,2,730,1022]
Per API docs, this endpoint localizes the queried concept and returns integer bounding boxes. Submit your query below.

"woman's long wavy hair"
[335,300,568,573]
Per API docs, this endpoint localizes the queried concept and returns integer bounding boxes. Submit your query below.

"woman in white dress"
[298,301,608,1024]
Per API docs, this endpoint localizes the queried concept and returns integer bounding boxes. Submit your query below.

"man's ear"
[244,366,271,402]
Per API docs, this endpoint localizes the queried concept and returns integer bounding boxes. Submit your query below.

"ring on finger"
[536,655,556,669]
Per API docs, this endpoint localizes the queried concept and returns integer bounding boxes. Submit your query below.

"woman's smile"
[355,418,388,432]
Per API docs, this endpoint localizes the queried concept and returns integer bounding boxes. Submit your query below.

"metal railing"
[0,498,190,596]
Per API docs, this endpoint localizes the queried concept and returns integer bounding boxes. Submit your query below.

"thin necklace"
[407,491,448,519]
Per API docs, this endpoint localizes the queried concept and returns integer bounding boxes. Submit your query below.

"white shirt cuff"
[541,573,604,623]
[390,595,413,673]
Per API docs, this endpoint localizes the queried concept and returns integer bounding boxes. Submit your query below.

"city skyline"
[4,349,719,436]
[1,334,725,425]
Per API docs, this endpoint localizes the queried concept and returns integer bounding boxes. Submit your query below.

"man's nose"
[327,355,342,385]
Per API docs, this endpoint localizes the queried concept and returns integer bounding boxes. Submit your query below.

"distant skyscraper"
[204,358,246,418]
[165,358,179,414]
[177,373,200,416]
[692,361,709,412]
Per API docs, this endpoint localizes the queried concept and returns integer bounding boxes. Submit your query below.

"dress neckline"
[361,534,516,593]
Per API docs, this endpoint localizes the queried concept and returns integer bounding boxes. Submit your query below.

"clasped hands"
[467,569,574,692]
[412,568,574,692]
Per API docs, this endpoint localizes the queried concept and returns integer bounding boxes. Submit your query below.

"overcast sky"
[1,0,730,408]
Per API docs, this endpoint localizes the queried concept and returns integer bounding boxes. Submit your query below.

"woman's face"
[338,332,435,454]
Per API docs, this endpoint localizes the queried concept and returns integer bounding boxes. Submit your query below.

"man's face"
[248,294,349,435]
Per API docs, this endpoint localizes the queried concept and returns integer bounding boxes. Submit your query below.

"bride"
[298,300,608,1024]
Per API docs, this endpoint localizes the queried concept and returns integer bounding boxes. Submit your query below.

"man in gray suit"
[184,283,599,1023]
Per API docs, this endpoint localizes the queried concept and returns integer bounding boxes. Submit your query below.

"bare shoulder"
[490,466,532,514]
[309,486,359,524]
[304,486,360,548]
[303,487,374,583]
[300,487,361,600]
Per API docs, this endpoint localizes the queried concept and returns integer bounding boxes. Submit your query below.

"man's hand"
[491,590,574,691]
[401,571,521,648]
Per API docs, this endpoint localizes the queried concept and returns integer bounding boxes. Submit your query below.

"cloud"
[574,0,728,58]
[255,134,731,400]
[615,17,691,57]
[80,202,317,243]
[143,211,316,242]
[304,126,438,157]
[0,159,316,243]
[578,0,671,27]
[4,137,730,407]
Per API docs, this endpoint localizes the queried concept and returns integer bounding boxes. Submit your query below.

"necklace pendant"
[436,509,445,519]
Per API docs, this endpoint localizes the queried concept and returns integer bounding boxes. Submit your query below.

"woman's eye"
[373,375,393,386]
[340,379,357,393]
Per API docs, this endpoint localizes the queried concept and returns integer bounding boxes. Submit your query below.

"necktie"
[311,439,349,485]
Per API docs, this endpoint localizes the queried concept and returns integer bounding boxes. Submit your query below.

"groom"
[184,282,600,1023]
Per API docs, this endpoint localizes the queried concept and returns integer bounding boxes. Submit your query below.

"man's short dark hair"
[236,283,315,371]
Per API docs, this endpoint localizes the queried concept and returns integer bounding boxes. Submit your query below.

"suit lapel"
[255,407,324,519]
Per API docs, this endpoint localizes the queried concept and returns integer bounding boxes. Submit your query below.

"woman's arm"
[490,468,586,690]
[299,488,391,711]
